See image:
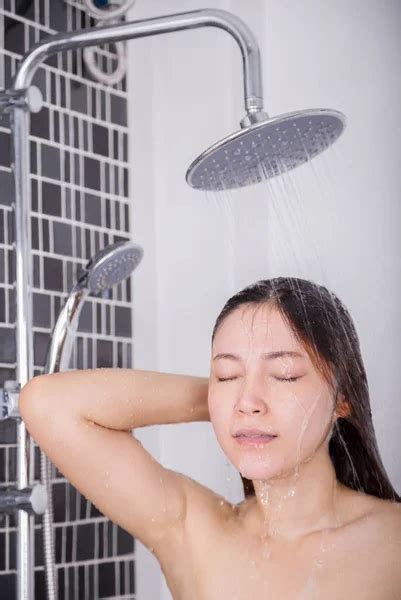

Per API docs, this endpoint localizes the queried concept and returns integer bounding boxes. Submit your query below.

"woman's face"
[208,302,337,481]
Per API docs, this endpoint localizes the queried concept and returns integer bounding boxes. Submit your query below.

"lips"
[234,434,277,447]
[233,428,277,438]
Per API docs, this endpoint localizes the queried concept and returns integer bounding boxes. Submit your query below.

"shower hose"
[40,330,78,599]
[40,451,57,600]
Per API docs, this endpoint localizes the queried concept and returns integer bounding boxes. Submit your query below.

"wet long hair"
[211,277,401,502]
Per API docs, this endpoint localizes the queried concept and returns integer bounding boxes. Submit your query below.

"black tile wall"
[0,1,135,598]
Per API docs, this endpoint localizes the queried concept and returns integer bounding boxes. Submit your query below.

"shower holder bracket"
[0,484,47,516]
[0,380,21,420]
[0,86,43,114]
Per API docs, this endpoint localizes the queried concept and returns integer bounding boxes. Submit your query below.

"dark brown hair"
[211,277,400,502]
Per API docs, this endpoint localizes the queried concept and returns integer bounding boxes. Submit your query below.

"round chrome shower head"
[186,108,346,191]
[84,240,144,295]
[45,240,143,373]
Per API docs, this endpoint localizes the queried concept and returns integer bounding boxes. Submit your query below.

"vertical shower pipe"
[11,101,36,600]
[9,9,266,598]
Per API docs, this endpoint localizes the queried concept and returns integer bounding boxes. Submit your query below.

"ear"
[335,392,351,418]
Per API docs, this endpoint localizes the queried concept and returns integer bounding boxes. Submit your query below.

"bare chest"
[158,513,401,600]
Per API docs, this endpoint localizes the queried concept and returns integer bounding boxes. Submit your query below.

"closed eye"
[216,376,301,383]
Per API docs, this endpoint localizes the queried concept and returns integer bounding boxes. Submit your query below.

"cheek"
[208,394,234,444]
[279,388,334,444]
[208,394,227,429]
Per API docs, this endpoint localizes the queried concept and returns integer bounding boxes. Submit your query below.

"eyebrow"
[212,351,306,362]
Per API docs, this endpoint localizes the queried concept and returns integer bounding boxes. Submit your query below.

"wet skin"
[154,303,401,599]
[19,302,401,599]
[154,481,401,599]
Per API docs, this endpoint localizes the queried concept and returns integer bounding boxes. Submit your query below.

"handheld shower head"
[186,108,345,191]
[45,241,144,374]
[82,240,144,295]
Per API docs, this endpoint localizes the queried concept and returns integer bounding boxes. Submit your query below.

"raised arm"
[19,368,210,553]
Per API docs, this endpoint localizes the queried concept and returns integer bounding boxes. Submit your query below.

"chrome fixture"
[83,0,137,21]
[0,241,143,600]
[186,108,345,190]
[44,241,144,374]
[1,380,22,420]
[7,8,345,192]
[0,485,47,516]
[40,240,143,600]
[0,86,43,113]
[1,9,346,599]
[0,384,45,521]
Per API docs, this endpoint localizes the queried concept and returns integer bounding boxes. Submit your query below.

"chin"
[237,454,281,481]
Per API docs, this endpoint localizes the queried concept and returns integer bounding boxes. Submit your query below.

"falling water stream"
[201,147,356,597]
[52,133,386,598]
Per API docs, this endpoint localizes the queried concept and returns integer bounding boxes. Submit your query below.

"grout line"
[30,134,130,168]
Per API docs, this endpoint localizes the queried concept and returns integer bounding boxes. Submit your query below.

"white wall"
[127,1,401,598]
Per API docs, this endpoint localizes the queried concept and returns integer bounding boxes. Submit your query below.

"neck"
[252,444,343,541]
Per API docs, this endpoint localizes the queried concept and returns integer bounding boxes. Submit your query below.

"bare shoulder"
[339,483,400,520]
[359,493,401,527]
[368,496,401,539]
[341,489,401,560]
[360,497,401,589]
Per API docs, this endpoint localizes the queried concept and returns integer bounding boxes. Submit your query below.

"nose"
[235,377,269,416]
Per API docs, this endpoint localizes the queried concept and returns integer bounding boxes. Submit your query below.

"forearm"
[19,368,210,431]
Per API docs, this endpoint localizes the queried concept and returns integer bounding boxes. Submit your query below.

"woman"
[20,277,401,599]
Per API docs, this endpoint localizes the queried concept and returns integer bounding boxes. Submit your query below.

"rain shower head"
[83,240,144,295]
[9,7,346,195]
[186,108,346,191]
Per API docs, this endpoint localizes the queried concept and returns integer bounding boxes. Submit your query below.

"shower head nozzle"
[45,240,143,374]
[186,108,346,191]
[83,240,144,295]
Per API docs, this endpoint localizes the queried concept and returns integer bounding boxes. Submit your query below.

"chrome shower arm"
[11,8,266,116]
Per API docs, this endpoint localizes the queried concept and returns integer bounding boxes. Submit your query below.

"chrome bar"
[8,9,266,599]
[10,105,35,600]
[11,9,265,114]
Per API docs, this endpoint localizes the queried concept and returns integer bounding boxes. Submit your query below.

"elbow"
[19,372,84,429]
[19,373,70,448]
[19,374,54,426]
